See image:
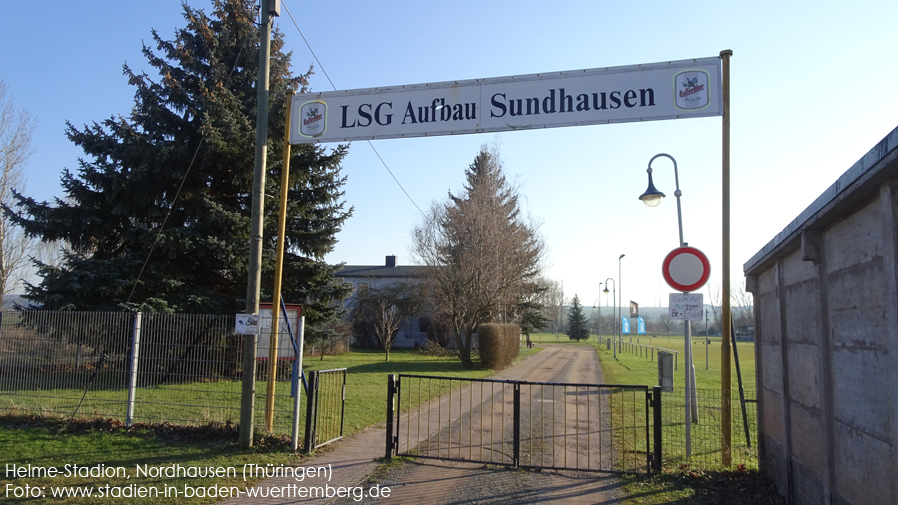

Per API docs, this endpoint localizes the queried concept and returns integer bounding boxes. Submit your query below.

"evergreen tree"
[5,0,352,324]
[566,294,590,341]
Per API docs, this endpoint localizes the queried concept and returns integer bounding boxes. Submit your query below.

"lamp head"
[639,168,665,207]
[603,286,610,294]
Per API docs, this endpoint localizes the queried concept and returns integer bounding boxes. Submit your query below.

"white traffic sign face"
[662,246,710,292]
[669,293,704,320]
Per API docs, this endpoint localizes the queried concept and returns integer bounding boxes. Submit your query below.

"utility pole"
[240,0,279,449]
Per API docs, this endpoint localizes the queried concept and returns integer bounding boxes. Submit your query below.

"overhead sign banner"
[290,57,722,144]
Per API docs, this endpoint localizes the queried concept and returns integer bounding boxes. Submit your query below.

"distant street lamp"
[603,278,616,358]
[619,254,625,352]
[639,153,699,455]
[593,281,603,343]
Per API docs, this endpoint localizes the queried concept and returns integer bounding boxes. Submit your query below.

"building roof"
[334,255,422,279]
[335,264,422,279]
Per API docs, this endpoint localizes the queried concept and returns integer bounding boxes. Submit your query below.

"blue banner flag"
[621,316,630,334]
[638,316,646,334]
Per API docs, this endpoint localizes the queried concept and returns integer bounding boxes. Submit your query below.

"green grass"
[1,347,540,439]
[0,417,298,504]
[302,347,519,435]
[528,331,757,391]
[1,345,540,504]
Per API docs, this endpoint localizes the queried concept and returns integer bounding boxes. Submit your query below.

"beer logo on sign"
[673,70,710,111]
[299,100,326,137]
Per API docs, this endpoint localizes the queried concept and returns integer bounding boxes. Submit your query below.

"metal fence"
[303,368,347,452]
[660,387,758,469]
[385,373,758,473]
[0,310,297,436]
[387,374,655,473]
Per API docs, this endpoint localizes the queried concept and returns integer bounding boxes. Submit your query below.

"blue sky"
[2,1,896,308]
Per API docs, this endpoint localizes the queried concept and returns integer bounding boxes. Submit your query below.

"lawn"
[528,331,757,392]
[0,346,539,504]
[0,416,299,504]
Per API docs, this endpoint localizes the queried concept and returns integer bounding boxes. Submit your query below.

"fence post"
[291,317,305,452]
[653,386,662,472]
[126,312,142,427]
[303,370,318,453]
[385,374,397,459]
[512,382,521,467]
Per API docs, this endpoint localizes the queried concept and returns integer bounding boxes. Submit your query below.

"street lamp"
[593,281,603,343]
[640,153,685,247]
[603,278,616,358]
[592,300,600,342]
[640,153,699,455]
[619,254,625,352]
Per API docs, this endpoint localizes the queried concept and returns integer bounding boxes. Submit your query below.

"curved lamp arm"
[640,153,685,246]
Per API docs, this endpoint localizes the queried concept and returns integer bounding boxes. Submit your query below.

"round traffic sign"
[662,246,710,292]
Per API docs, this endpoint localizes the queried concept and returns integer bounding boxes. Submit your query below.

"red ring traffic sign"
[662,246,710,292]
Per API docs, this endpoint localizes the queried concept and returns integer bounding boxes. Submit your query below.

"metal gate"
[386,374,662,473]
[303,368,347,452]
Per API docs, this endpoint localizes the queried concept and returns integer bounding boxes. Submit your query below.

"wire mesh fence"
[0,310,299,436]
[660,387,758,469]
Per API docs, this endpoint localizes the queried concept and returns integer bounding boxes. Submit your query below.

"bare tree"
[350,279,421,361]
[413,143,545,368]
[732,282,755,328]
[657,311,677,338]
[707,283,723,333]
[538,277,564,334]
[705,282,754,335]
[601,313,616,336]
[0,80,37,307]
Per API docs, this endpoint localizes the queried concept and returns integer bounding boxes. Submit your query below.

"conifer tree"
[566,294,590,342]
[5,0,352,324]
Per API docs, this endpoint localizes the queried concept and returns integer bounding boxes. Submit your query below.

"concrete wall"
[744,126,898,505]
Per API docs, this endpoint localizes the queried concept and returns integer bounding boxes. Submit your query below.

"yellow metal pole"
[720,49,733,466]
[265,91,293,432]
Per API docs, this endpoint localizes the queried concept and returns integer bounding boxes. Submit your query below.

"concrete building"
[744,125,898,504]
[335,255,429,348]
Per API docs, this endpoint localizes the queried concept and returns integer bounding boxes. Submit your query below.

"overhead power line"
[280,0,425,217]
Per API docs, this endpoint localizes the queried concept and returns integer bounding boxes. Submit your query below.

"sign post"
[663,246,710,458]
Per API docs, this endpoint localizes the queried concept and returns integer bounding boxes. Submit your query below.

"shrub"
[479,323,520,370]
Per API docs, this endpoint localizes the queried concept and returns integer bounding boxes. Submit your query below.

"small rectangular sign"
[669,293,704,321]
[290,57,722,144]
[235,314,259,335]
